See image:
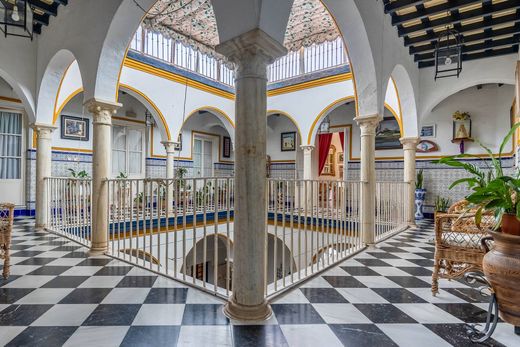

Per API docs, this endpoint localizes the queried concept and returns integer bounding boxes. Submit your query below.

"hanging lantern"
[434,27,462,80]
[0,0,33,39]
[319,116,330,134]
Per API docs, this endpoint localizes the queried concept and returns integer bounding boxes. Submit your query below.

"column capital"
[216,29,287,77]
[84,98,122,125]
[161,140,178,154]
[400,136,420,150]
[354,114,382,134]
[300,145,315,152]
[31,123,57,139]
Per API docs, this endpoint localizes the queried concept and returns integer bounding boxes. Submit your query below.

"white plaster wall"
[267,114,301,162]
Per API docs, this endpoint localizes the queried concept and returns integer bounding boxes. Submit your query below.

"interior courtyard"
[0,0,520,346]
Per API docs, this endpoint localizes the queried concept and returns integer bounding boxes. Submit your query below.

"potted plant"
[415,169,426,220]
[434,196,451,219]
[436,122,520,327]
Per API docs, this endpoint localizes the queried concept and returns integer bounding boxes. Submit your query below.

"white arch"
[0,68,35,122]
[419,54,516,122]
[322,0,380,116]
[388,64,419,137]
[36,49,78,125]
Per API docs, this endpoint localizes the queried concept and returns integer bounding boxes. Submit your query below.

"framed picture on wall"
[222,136,231,158]
[375,117,402,150]
[61,115,89,141]
[420,124,436,138]
[281,132,296,151]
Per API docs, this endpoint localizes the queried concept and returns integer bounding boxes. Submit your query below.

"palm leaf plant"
[434,122,520,231]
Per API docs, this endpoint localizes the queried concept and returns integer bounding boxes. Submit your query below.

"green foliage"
[434,196,451,213]
[434,122,520,229]
[416,169,424,190]
[116,172,128,179]
[68,168,89,178]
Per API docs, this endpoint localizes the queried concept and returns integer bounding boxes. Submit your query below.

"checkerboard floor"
[1,218,519,346]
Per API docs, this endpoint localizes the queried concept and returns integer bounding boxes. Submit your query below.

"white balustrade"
[46,177,92,246]
[44,176,408,299]
[130,27,348,87]
[375,181,410,242]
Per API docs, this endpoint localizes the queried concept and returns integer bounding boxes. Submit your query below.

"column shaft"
[354,115,381,246]
[217,29,286,321]
[162,141,176,211]
[85,99,120,255]
[400,137,419,228]
[33,124,56,229]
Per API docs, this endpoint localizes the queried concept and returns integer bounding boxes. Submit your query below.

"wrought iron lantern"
[434,27,462,80]
[319,116,330,134]
[0,0,33,39]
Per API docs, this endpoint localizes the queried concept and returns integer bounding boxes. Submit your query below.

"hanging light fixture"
[144,109,155,127]
[319,116,330,134]
[0,0,34,39]
[434,23,463,80]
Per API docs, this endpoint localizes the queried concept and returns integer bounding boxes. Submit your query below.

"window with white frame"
[112,125,144,177]
[0,112,22,179]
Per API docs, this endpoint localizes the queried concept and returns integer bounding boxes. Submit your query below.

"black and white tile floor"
[1,218,519,346]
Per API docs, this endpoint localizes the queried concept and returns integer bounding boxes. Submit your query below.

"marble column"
[33,124,57,229]
[301,145,315,180]
[354,114,381,246]
[85,98,121,255]
[162,140,176,211]
[216,29,286,321]
[400,137,420,228]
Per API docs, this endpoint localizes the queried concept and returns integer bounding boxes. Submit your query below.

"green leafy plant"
[416,169,424,190]
[68,168,89,178]
[434,122,520,229]
[434,196,451,213]
[116,172,128,179]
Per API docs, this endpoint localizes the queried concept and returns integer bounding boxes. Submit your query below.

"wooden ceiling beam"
[27,0,58,16]
[404,10,520,46]
[409,22,520,53]
[393,0,485,26]
[385,0,424,14]
[398,0,520,37]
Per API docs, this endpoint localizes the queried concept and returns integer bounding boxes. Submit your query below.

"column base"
[223,297,272,321]
[87,247,108,257]
[34,223,46,231]
[408,223,418,230]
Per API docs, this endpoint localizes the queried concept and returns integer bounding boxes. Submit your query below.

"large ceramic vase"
[414,188,426,220]
[482,230,520,326]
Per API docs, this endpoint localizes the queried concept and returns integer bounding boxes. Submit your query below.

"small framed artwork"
[61,115,89,141]
[174,133,182,151]
[338,152,344,163]
[222,136,231,158]
[281,132,296,152]
[375,117,402,150]
[416,140,439,153]
[420,124,436,138]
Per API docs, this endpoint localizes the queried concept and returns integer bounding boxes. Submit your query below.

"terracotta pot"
[501,214,520,236]
[482,231,520,326]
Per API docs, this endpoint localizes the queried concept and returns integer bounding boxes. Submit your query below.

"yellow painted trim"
[267,73,352,97]
[267,110,303,144]
[123,58,235,100]
[0,95,22,103]
[385,104,403,136]
[52,62,74,124]
[307,96,355,144]
[391,77,403,120]
[119,83,171,140]
[52,147,93,153]
[179,106,235,140]
[307,97,403,145]
[270,160,296,163]
[150,126,166,159]
[52,87,83,125]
